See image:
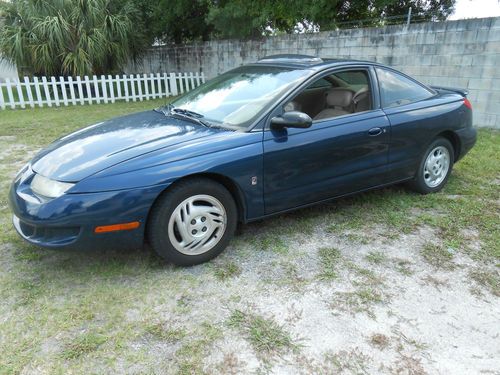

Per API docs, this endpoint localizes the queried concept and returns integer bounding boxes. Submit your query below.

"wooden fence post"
[24,77,35,108]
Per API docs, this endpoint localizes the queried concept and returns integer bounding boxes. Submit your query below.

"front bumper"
[9,172,167,251]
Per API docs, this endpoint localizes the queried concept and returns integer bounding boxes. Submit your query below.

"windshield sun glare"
[171,66,311,129]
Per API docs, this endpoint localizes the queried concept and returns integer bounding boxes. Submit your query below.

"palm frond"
[0,0,138,76]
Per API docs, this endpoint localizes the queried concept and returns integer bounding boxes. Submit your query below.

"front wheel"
[409,137,454,194]
[147,178,237,266]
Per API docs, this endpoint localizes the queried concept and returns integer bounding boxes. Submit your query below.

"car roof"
[253,54,384,71]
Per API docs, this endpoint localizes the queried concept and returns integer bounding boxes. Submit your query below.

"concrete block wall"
[129,17,500,128]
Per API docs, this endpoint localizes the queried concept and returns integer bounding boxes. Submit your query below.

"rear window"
[376,68,433,108]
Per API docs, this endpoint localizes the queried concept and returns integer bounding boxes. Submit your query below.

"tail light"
[463,98,472,110]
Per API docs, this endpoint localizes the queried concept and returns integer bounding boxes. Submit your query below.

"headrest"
[326,88,354,108]
[284,100,301,112]
[353,86,369,103]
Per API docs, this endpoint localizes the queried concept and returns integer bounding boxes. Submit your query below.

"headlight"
[31,174,75,198]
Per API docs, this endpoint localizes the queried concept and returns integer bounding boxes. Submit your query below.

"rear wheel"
[409,137,454,194]
[147,178,237,266]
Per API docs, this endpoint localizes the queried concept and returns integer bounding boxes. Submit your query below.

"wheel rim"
[423,146,450,188]
[168,194,227,255]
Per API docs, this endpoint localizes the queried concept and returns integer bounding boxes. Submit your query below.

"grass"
[175,322,223,374]
[331,262,386,318]
[279,261,308,289]
[317,247,342,280]
[420,243,455,270]
[395,259,414,276]
[0,101,498,373]
[256,236,289,254]
[61,331,108,360]
[228,310,299,361]
[213,260,242,280]
[144,322,187,342]
[0,98,169,147]
[333,288,384,318]
[469,269,500,296]
[365,251,387,265]
[323,349,370,374]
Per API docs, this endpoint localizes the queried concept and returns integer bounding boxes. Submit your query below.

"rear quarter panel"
[384,93,466,181]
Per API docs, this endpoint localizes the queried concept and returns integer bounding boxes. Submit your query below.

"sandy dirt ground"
[0,136,498,375]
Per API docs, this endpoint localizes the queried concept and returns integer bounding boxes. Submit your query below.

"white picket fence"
[0,72,205,110]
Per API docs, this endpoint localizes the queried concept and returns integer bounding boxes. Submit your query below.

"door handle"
[368,127,383,136]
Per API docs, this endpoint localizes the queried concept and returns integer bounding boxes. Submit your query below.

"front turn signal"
[94,221,140,233]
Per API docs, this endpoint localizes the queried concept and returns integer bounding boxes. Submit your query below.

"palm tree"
[0,0,140,76]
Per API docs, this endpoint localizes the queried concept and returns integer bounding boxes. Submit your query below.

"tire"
[147,178,237,266]
[408,137,454,194]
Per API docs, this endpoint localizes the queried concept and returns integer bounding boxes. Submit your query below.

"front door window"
[284,69,373,121]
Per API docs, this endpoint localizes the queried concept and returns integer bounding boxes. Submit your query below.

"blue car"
[9,55,476,265]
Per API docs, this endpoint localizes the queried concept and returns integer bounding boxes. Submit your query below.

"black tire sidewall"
[148,178,237,266]
[412,137,454,194]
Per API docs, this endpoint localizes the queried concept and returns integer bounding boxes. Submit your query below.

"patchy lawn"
[0,102,499,374]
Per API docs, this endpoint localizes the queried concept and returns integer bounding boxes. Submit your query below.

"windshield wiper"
[155,104,230,130]
[171,107,204,118]
[155,103,204,119]
[153,103,175,116]
[171,110,212,128]
[155,104,213,128]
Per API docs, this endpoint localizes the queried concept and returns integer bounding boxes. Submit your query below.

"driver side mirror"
[270,111,312,130]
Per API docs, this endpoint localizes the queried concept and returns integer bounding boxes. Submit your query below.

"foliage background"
[0,0,456,76]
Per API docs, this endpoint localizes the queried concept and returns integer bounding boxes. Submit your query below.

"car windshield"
[170,66,312,130]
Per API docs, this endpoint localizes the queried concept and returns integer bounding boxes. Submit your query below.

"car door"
[263,67,391,214]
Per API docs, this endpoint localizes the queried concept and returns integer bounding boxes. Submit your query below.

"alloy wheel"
[423,146,450,188]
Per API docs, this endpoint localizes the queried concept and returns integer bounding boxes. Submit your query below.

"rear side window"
[335,71,368,85]
[376,68,433,108]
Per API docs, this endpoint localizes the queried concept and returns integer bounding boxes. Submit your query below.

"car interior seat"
[314,88,355,120]
[352,87,371,112]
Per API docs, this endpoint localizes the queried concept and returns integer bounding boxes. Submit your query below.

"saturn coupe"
[9,55,477,265]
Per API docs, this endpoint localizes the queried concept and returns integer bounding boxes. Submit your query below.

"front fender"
[70,133,265,220]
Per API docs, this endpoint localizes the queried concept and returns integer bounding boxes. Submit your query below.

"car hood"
[31,110,231,182]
